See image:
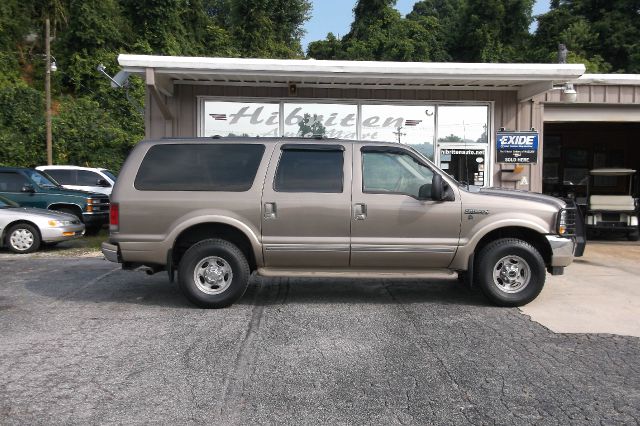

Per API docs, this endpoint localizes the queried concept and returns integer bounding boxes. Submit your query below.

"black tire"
[5,223,41,254]
[178,238,250,308]
[475,238,546,307]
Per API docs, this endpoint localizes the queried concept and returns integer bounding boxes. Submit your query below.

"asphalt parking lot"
[1,245,639,424]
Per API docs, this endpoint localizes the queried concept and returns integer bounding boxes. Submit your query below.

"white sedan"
[0,195,85,253]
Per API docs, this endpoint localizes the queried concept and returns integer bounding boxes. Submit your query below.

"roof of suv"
[142,137,398,147]
[36,165,111,172]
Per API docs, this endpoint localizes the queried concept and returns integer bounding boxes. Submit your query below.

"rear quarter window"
[77,170,102,186]
[134,144,265,191]
[274,149,344,193]
[45,169,75,185]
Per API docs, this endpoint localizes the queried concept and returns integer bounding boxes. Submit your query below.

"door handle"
[264,202,277,220]
[354,203,367,220]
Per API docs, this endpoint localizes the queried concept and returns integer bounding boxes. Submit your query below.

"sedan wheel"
[6,224,41,254]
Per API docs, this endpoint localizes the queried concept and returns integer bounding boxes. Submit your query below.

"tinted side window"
[77,171,102,186]
[0,172,29,192]
[135,144,265,191]
[274,149,344,193]
[46,169,75,185]
[362,151,434,198]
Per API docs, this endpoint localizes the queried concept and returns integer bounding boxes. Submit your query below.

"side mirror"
[431,174,444,201]
[97,179,111,187]
[418,184,431,200]
[21,184,35,193]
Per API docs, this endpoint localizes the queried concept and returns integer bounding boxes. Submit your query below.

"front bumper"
[41,224,86,242]
[546,235,576,267]
[101,241,120,263]
[82,212,109,226]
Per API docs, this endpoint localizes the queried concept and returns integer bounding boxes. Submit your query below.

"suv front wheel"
[178,239,250,308]
[475,238,546,307]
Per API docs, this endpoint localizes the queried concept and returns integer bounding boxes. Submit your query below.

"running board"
[256,268,456,279]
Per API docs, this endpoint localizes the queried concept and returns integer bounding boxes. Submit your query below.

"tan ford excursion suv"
[102,138,583,308]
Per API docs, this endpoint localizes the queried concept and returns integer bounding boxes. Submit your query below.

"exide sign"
[496,131,539,164]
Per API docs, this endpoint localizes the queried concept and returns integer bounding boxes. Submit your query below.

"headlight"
[48,219,73,227]
[556,208,576,236]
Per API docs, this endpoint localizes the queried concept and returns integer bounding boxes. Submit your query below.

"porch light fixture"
[561,83,577,103]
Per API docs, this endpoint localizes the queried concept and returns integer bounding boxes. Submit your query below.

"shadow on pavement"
[20,260,488,309]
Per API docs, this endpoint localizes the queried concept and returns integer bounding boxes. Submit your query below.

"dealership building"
[116,54,640,199]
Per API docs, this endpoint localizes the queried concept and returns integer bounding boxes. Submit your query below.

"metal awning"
[117,54,586,101]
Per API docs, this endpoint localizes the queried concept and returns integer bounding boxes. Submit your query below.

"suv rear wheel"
[475,238,545,307]
[178,239,250,308]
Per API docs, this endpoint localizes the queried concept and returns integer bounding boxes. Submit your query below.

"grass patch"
[38,227,109,257]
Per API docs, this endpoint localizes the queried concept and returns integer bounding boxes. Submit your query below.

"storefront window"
[282,103,358,138]
[437,105,488,144]
[200,101,490,170]
[203,101,280,137]
[361,105,436,160]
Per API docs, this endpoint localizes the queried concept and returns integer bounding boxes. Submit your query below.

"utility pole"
[45,18,52,165]
[393,126,406,144]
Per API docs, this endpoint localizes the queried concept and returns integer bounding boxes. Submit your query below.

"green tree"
[308,0,448,62]
[53,96,135,170]
[297,113,326,137]
[438,134,463,142]
[0,0,316,171]
[307,33,343,60]
[0,85,45,167]
[456,0,535,62]
[407,0,464,58]
[532,0,640,73]
[231,0,311,58]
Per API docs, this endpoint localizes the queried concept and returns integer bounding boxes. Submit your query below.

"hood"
[468,186,566,209]
[2,207,80,221]
[39,186,106,199]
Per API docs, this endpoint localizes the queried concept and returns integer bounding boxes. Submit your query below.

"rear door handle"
[264,202,277,220]
[354,203,367,220]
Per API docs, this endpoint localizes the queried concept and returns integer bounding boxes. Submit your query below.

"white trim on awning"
[118,54,585,100]
[544,105,640,122]
[573,74,640,85]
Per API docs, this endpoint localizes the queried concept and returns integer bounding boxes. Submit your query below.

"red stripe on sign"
[210,114,227,121]
[405,119,422,126]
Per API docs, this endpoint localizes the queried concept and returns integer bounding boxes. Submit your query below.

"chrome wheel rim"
[10,228,34,251]
[492,255,530,294]
[193,256,233,295]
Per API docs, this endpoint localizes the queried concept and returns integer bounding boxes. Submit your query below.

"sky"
[302,0,551,52]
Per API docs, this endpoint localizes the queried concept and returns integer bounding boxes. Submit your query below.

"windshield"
[590,174,633,196]
[25,169,60,188]
[0,195,19,208]
[102,170,117,182]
